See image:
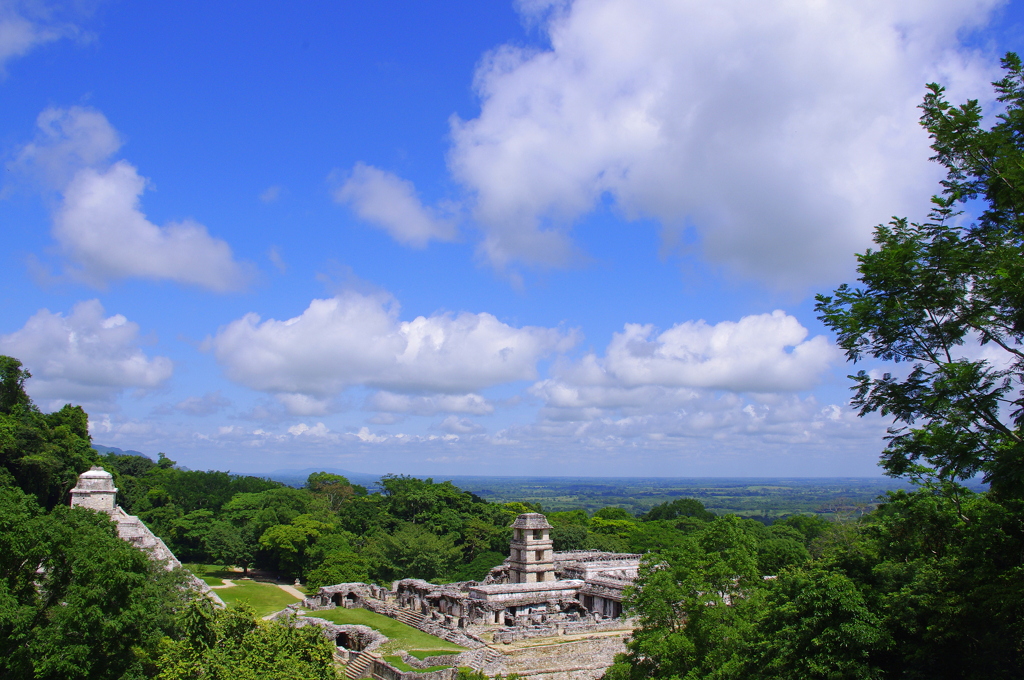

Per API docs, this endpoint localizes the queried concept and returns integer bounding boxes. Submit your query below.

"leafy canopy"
[816,53,1024,497]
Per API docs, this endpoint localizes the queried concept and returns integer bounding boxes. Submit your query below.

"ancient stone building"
[508,513,555,583]
[69,466,118,512]
[308,512,640,630]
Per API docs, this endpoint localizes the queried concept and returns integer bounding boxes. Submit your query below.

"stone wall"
[498,635,628,680]
[370,659,456,680]
[491,619,632,643]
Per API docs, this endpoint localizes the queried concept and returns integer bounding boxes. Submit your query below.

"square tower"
[70,466,118,514]
[508,513,555,583]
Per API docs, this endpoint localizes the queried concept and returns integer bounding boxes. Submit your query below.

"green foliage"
[816,54,1024,497]
[450,550,507,582]
[0,485,191,680]
[0,356,32,414]
[363,521,462,583]
[612,516,760,680]
[306,471,366,511]
[155,601,336,680]
[642,497,716,522]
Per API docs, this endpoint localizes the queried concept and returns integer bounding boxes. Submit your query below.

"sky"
[2,0,1023,478]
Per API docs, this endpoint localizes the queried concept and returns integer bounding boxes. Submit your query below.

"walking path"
[209,579,236,589]
[277,583,306,599]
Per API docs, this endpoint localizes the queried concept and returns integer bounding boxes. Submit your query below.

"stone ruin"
[69,466,222,605]
[303,512,639,679]
[308,512,640,631]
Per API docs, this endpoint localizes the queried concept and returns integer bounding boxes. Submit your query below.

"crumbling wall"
[498,635,628,680]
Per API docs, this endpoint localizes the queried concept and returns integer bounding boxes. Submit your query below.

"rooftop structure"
[69,466,118,513]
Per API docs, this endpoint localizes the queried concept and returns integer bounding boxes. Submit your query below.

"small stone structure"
[69,466,222,605]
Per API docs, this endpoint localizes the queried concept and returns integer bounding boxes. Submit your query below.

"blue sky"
[2,0,1023,477]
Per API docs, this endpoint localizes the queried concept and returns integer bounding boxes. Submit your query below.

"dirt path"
[276,583,305,599]
[209,579,236,589]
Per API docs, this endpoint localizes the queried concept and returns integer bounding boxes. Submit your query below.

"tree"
[815,54,1024,497]
[305,471,365,511]
[0,485,190,680]
[608,516,761,680]
[0,356,32,414]
[744,567,886,680]
[156,601,335,680]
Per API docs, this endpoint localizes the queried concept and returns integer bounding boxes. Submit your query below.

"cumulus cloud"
[209,289,576,401]
[449,0,1002,285]
[542,310,838,395]
[436,415,487,435]
[518,392,885,450]
[0,299,173,409]
[17,107,251,291]
[334,163,458,247]
[530,311,839,435]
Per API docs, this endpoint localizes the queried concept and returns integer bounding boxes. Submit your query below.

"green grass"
[315,608,465,654]
[383,656,450,672]
[408,649,458,660]
[184,563,239,587]
[383,656,415,671]
[217,580,301,617]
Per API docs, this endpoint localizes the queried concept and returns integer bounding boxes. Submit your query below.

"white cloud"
[260,184,282,203]
[0,299,173,409]
[18,107,251,291]
[334,162,458,247]
[519,392,885,449]
[14,106,120,187]
[436,415,487,435]
[209,289,576,399]
[449,0,1002,286]
[367,391,494,416]
[542,310,838,395]
[276,393,333,416]
[529,311,841,442]
[0,1,81,77]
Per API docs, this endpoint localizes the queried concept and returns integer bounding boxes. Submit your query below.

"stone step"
[345,652,374,680]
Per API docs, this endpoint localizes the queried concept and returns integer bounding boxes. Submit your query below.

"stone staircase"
[463,646,504,673]
[345,651,374,679]
[394,609,425,628]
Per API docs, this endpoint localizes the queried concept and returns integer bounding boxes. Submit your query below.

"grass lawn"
[184,563,240,587]
[383,656,449,672]
[315,608,465,654]
[217,580,301,617]
[408,649,459,660]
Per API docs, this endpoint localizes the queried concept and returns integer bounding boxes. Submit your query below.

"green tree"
[0,485,190,680]
[608,516,761,680]
[156,601,336,680]
[363,521,462,583]
[642,497,716,522]
[815,54,1024,497]
[744,567,886,680]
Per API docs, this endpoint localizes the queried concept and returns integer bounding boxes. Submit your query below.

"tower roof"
[511,513,553,529]
[71,466,117,492]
